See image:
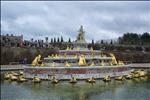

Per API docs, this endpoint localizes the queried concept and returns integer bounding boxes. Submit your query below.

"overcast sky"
[1,1,150,42]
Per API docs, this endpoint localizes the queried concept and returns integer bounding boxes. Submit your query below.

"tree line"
[118,32,150,45]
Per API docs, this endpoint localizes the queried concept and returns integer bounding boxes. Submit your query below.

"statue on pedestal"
[76,25,86,43]
[73,25,88,50]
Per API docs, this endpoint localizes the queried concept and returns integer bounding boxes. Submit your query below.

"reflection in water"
[1,75,150,100]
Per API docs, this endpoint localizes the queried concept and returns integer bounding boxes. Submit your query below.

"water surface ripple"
[1,75,150,100]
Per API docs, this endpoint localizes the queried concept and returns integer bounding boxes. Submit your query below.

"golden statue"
[65,61,71,67]
[48,55,51,58]
[109,53,118,65]
[77,46,80,50]
[70,76,77,83]
[90,53,94,59]
[51,54,54,58]
[90,47,93,51]
[100,60,104,66]
[52,62,55,67]
[64,53,67,58]
[66,46,70,50]
[74,54,78,59]
[69,47,72,50]
[32,54,42,66]
[118,60,124,65]
[54,54,58,58]
[78,55,86,66]
[90,61,95,66]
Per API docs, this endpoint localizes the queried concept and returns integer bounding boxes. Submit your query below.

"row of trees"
[50,32,150,45]
[50,36,71,43]
[118,32,150,45]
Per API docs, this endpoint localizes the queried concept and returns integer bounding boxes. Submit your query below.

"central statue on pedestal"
[74,25,87,50]
[75,25,86,43]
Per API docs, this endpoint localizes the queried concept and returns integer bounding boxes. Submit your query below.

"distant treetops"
[118,32,150,45]
[50,36,72,43]
[50,32,150,45]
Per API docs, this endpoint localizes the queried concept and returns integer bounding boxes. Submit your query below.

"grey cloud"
[1,1,150,41]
